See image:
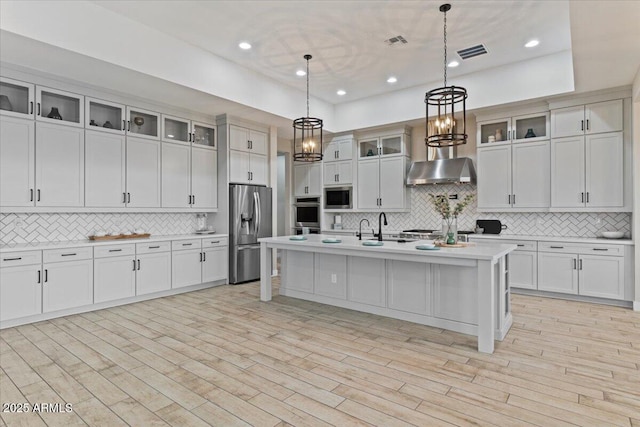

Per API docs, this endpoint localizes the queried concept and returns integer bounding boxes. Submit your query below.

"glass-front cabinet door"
[85,97,125,133]
[512,112,549,143]
[379,135,402,156]
[477,118,511,146]
[126,106,160,140]
[192,121,216,149]
[36,86,84,128]
[0,77,34,119]
[358,138,379,158]
[162,114,191,144]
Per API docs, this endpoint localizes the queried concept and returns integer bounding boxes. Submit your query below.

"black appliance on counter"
[476,219,507,235]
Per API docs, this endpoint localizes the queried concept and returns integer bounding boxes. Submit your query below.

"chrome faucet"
[357,218,370,240]
[378,212,388,242]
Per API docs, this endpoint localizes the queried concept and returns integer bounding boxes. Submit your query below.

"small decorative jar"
[47,107,62,120]
[524,128,536,138]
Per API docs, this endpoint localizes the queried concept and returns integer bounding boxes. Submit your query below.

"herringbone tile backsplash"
[340,185,632,238]
[0,213,198,245]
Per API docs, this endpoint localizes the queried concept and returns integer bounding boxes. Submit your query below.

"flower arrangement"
[429,193,474,243]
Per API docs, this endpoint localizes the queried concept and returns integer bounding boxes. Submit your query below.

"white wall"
[632,66,640,311]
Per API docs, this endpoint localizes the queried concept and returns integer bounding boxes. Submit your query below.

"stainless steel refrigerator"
[229,184,272,284]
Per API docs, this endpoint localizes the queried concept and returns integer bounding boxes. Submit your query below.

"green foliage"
[429,193,474,219]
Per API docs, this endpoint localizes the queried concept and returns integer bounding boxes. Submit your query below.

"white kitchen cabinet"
[192,122,216,149]
[0,116,35,207]
[172,248,202,289]
[477,140,549,210]
[578,254,624,300]
[229,125,267,155]
[35,86,84,128]
[357,156,407,210]
[477,112,549,145]
[387,261,431,315]
[191,146,218,209]
[538,252,578,294]
[323,161,352,186]
[348,256,386,307]
[85,129,126,207]
[126,137,161,207]
[136,250,172,296]
[94,255,136,303]
[551,100,623,138]
[358,134,407,158]
[314,254,347,299]
[126,106,160,140]
[85,97,125,133]
[551,132,623,209]
[357,158,379,209]
[162,114,191,144]
[162,142,191,208]
[0,77,35,120]
[323,137,352,161]
[0,261,42,322]
[35,122,84,207]
[294,163,322,197]
[202,246,227,283]
[229,149,267,185]
[42,258,93,312]
[509,251,537,290]
[282,251,314,293]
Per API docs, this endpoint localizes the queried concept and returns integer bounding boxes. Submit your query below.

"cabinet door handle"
[61,253,76,257]
[44,269,48,282]
[248,171,251,181]
[550,246,564,249]
[579,259,583,270]
[3,257,22,261]
[199,252,203,262]
[335,151,338,159]
[133,259,137,271]
[108,249,122,252]
[122,119,126,131]
[127,193,131,203]
[188,195,192,205]
[573,259,577,270]
[29,101,33,115]
[192,195,195,205]
[209,241,220,244]
[137,259,141,270]
[581,120,584,131]
[586,119,589,131]
[188,132,192,142]
[123,192,127,203]
[517,244,525,247]
[586,192,589,203]
[203,252,206,262]
[182,243,192,246]
[149,246,160,249]
[250,172,253,181]
[508,194,511,204]
[581,192,584,203]
[30,189,34,202]
[37,189,41,202]
[37,102,41,116]
[37,270,41,284]
[593,248,608,251]
[127,120,131,132]
[512,194,516,205]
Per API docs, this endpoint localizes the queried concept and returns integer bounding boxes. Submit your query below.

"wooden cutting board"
[435,241,472,248]
[89,233,151,241]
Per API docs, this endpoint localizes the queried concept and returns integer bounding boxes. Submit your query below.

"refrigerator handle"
[254,191,261,237]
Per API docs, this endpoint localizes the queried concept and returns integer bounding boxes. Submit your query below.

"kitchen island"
[259,235,517,353]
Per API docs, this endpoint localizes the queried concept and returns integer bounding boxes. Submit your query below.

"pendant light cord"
[306,58,310,118]
[443,8,447,87]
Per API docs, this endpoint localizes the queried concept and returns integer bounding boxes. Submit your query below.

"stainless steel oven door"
[294,197,320,228]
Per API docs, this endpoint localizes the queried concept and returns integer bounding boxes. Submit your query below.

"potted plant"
[429,193,474,244]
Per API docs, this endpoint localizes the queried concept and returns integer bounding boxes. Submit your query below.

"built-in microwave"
[324,186,352,209]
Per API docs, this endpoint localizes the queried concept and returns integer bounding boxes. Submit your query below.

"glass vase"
[442,217,457,244]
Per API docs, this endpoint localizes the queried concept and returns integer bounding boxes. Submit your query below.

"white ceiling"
[1,1,639,138]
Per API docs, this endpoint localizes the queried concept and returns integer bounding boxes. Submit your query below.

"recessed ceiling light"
[447,61,459,68]
[525,39,539,48]
[337,90,346,96]
[296,69,306,76]
[387,76,398,83]
[238,42,252,50]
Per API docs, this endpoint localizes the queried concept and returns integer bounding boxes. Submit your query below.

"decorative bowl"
[602,231,624,239]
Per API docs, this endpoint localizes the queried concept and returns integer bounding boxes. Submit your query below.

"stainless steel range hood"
[406,147,476,185]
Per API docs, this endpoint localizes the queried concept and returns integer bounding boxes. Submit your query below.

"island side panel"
[477,259,496,353]
[260,242,272,301]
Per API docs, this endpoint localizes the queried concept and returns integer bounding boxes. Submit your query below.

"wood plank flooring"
[1,280,639,426]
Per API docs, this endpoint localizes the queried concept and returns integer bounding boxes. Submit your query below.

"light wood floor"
[1,280,639,427]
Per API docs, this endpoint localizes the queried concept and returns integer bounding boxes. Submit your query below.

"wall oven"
[324,186,352,209]
[294,197,320,231]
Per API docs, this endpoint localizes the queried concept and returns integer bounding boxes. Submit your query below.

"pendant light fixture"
[293,54,323,162]
[425,3,468,148]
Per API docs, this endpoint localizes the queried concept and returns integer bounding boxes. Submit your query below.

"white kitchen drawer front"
[43,247,93,263]
[94,244,135,259]
[202,237,228,248]
[172,239,201,251]
[499,239,537,251]
[136,241,171,254]
[576,243,623,256]
[1,251,42,268]
[538,241,583,254]
[538,241,622,256]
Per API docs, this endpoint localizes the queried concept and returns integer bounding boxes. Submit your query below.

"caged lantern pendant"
[425,3,468,148]
[293,54,323,162]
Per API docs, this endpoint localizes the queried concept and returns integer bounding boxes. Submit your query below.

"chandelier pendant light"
[425,3,468,148]
[293,54,323,162]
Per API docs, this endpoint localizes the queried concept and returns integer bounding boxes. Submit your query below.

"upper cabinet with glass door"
[126,106,160,140]
[357,131,409,159]
[35,86,84,128]
[85,97,125,134]
[477,112,549,146]
[162,114,191,145]
[192,121,216,150]
[0,77,35,120]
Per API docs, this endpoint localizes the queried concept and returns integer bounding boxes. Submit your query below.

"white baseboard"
[634,301,640,311]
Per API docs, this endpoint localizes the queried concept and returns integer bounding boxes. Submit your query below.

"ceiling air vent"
[384,35,408,46]
[457,44,488,60]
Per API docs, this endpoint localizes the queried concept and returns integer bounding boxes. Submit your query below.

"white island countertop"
[260,234,516,262]
[0,233,229,253]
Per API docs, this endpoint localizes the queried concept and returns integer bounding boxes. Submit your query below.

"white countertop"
[260,234,516,262]
[469,233,634,246]
[0,233,229,253]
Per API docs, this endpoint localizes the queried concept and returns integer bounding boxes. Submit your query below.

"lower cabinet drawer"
[136,241,171,254]
[172,239,201,251]
[1,251,42,268]
[94,244,135,259]
[202,237,228,248]
[43,247,93,263]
